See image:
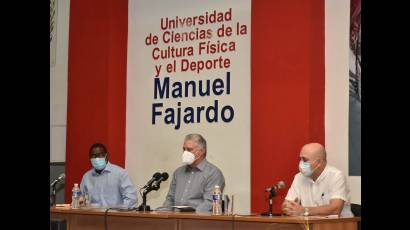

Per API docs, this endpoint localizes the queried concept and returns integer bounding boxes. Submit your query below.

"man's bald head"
[300,143,327,161]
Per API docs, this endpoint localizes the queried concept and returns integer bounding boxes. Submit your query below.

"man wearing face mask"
[282,143,353,217]
[79,143,137,208]
[158,134,225,212]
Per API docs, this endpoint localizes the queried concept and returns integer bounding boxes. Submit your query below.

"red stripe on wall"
[65,0,128,202]
[251,0,325,213]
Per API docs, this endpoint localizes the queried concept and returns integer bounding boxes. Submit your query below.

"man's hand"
[282,198,304,216]
[282,198,345,216]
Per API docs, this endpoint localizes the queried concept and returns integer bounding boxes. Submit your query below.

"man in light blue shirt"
[80,143,137,208]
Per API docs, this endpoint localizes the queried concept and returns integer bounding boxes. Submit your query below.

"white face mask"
[299,160,313,177]
[182,151,196,165]
[299,159,319,177]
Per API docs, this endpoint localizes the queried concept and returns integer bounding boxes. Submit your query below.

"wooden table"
[51,206,360,230]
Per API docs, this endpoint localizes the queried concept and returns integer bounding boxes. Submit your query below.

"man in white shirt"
[282,143,353,217]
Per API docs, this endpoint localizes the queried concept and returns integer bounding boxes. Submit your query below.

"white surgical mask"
[299,160,314,177]
[182,151,196,165]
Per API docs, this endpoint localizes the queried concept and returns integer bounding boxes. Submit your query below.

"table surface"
[50,206,361,224]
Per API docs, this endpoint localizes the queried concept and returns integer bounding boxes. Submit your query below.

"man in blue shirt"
[80,143,137,208]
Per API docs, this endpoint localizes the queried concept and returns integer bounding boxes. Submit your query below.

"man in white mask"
[158,134,225,212]
[282,143,353,217]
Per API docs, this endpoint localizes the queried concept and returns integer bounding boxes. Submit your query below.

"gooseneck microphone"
[151,172,169,190]
[142,172,162,189]
[50,173,65,187]
[138,172,169,211]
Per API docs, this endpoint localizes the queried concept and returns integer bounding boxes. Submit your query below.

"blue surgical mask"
[91,157,107,171]
[299,160,313,177]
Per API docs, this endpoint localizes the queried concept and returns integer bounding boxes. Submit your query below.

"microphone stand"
[261,189,281,216]
[138,184,160,211]
[50,184,57,207]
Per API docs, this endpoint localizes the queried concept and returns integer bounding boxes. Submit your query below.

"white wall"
[325,0,361,204]
[126,0,251,213]
[50,0,70,162]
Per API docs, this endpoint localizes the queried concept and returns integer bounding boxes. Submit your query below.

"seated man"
[158,134,225,212]
[282,143,353,217]
[80,143,137,208]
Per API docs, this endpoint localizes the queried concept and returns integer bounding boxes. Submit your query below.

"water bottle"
[71,183,81,209]
[212,185,222,215]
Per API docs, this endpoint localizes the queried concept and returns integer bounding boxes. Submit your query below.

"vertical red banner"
[251,0,324,213]
[64,0,128,202]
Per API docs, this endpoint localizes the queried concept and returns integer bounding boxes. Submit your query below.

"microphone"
[261,181,285,216]
[265,180,285,192]
[138,172,168,211]
[142,172,162,189]
[152,172,169,190]
[50,173,65,187]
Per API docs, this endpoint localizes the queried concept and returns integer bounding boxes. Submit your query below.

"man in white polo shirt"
[282,143,353,217]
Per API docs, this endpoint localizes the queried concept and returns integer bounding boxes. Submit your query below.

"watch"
[303,207,309,216]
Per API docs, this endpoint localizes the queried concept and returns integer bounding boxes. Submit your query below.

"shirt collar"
[308,164,329,184]
[186,158,208,172]
[196,158,207,171]
[91,161,112,176]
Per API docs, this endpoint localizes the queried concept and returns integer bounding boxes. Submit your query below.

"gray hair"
[185,133,207,155]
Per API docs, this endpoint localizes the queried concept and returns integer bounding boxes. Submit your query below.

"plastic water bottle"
[71,183,81,209]
[212,185,222,215]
